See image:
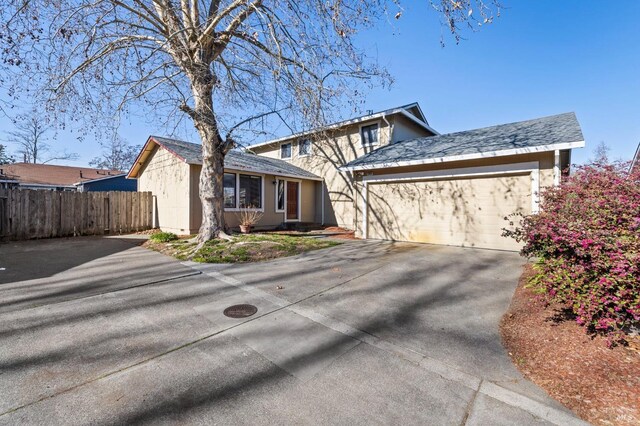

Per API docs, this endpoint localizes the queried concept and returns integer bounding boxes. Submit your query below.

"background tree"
[89,137,141,171]
[0,0,499,244]
[0,144,14,165]
[3,115,78,164]
[590,141,611,164]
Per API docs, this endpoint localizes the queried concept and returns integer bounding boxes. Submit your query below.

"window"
[239,174,262,208]
[298,139,311,156]
[360,123,379,145]
[276,179,285,211]
[280,143,292,159]
[223,173,236,208]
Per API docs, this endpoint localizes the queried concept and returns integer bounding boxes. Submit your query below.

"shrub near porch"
[505,162,640,343]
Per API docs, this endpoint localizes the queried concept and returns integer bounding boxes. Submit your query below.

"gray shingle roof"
[151,136,321,180]
[342,112,584,170]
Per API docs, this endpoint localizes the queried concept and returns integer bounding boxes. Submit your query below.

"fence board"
[0,189,152,241]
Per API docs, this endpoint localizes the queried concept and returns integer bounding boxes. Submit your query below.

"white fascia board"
[246,107,436,150]
[342,141,585,172]
[73,173,127,186]
[362,161,539,183]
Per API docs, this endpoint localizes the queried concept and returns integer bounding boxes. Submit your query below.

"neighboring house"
[127,137,323,234]
[0,163,125,191]
[631,141,640,174]
[75,174,137,192]
[131,103,585,251]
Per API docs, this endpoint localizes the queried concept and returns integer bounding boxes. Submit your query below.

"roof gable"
[128,136,322,180]
[246,102,437,150]
[342,112,585,171]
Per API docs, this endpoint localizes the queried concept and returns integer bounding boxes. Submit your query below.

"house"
[631,141,640,174]
[0,163,126,191]
[127,137,323,234]
[75,174,137,192]
[131,103,585,250]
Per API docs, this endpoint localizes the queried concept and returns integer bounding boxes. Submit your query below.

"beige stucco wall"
[138,146,318,234]
[137,146,193,234]
[189,164,317,232]
[250,117,435,229]
[365,174,531,251]
[355,151,556,251]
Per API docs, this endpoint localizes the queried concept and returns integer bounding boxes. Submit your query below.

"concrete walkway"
[0,237,587,425]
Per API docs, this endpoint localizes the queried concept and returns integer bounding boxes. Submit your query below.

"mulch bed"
[501,265,640,426]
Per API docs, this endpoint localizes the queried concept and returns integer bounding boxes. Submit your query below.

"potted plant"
[236,207,263,234]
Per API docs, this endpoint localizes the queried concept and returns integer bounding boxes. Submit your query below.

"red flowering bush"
[505,162,640,343]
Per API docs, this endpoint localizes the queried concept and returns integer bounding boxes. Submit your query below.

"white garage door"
[366,174,532,251]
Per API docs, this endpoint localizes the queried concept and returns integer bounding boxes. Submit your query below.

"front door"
[286,181,299,221]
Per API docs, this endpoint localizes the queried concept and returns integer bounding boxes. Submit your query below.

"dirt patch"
[501,265,640,425]
[144,233,341,263]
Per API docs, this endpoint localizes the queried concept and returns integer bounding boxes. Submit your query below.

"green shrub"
[150,231,178,243]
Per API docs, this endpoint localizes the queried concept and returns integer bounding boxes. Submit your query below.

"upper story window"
[360,123,379,146]
[280,143,292,159]
[298,139,311,156]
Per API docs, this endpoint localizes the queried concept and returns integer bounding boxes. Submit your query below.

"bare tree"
[590,141,610,165]
[3,115,79,164]
[0,0,499,243]
[90,136,141,171]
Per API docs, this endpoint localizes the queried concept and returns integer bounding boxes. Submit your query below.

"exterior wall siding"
[137,146,193,234]
[249,119,407,229]
[356,151,556,251]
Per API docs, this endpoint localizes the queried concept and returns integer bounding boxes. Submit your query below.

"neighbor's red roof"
[0,163,123,186]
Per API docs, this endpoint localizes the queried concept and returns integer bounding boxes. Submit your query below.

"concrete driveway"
[0,236,586,425]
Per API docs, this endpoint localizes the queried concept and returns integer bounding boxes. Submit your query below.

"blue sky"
[2,0,639,166]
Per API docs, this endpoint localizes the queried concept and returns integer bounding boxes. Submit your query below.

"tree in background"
[0,0,499,244]
[0,144,14,165]
[89,137,141,171]
[3,115,78,164]
[591,141,611,164]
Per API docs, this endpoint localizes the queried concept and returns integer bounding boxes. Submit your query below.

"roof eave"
[246,105,436,150]
[340,140,586,172]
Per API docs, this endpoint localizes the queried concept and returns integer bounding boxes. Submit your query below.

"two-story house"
[129,102,585,251]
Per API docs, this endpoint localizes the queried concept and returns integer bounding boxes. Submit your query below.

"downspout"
[381,113,394,144]
[321,180,325,225]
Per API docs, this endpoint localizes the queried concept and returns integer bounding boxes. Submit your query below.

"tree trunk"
[189,70,228,243]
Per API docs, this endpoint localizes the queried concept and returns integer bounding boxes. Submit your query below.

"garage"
[341,112,585,251]
[364,172,533,251]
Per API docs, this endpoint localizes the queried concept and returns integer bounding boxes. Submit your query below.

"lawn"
[145,233,342,263]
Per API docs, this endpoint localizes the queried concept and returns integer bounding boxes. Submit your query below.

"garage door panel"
[367,175,531,251]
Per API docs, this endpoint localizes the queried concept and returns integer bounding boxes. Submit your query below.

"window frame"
[223,171,264,212]
[275,178,286,213]
[223,172,237,209]
[280,142,292,159]
[359,121,381,146]
[298,139,312,157]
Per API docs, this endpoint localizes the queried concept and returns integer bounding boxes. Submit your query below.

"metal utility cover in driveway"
[223,304,258,318]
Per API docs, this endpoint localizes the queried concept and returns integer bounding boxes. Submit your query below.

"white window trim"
[298,139,313,157]
[275,178,286,213]
[359,121,381,147]
[223,172,265,212]
[280,142,292,160]
[360,161,541,239]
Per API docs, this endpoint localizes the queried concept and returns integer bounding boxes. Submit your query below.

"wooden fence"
[0,188,153,240]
